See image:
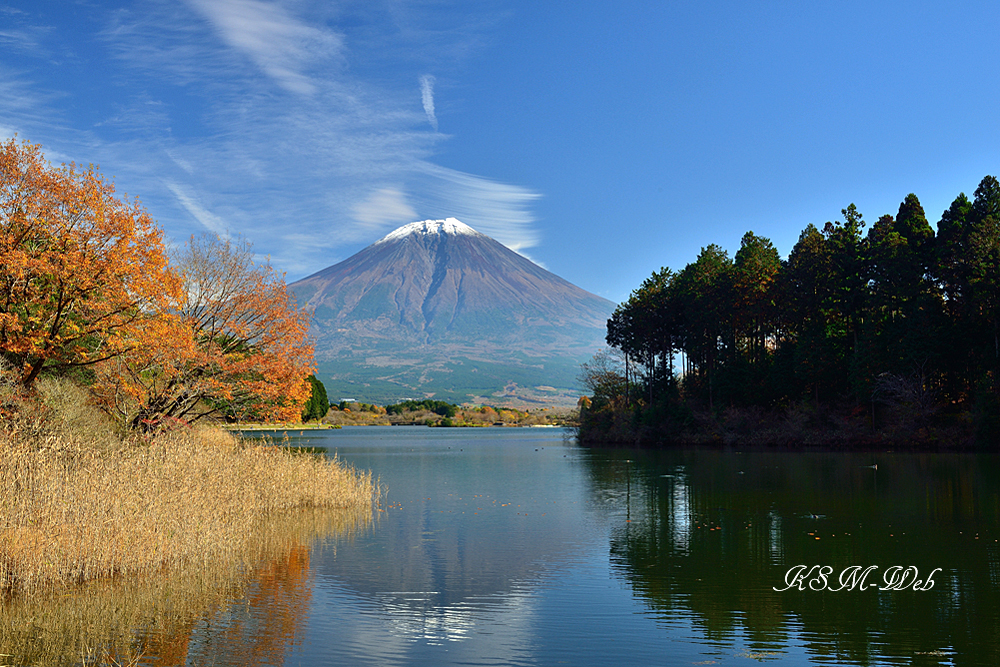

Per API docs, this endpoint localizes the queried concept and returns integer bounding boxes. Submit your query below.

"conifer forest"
[581,176,1000,447]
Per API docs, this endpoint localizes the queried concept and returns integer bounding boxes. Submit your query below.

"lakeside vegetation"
[0,372,376,597]
[1,138,314,429]
[0,135,377,614]
[580,177,1000,448]
[321,399,573,427]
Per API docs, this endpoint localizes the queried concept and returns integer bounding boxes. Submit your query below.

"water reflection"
[174,543,313,666]
[300,428,593,647]
[293,428,1000,665]
[0,507,370,666]
[26,429,992,666]
[585,447,1000,664]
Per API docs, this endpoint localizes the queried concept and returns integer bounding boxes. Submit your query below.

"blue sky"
[2,0,999,303]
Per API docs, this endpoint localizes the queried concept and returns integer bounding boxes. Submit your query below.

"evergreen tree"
[730,232,781,403]
[673,245,733,409]
[969,178,1000,381]
[301,375,329,422]
[784,224,837,402]
[586,175,1000,446]
[934,193,976,400]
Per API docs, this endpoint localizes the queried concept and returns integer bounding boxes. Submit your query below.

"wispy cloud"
[0,1,542,280]
[165,149,196,175]
[0,28,48,57]
[419,74,438,131]
[0,70,62,131]
[414,164,542,253]
[0,7,54,59]
[103,4,235,88]
[183,0,344,95]
[352,187,418,229]
[164,180,229,236]
[94,95,173,134]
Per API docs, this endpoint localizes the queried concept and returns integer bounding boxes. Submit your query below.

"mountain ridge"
[289,218,614,405]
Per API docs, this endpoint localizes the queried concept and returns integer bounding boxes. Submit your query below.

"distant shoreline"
[224,423,340,432]
[576,401,984,451]
[228,422,568,431]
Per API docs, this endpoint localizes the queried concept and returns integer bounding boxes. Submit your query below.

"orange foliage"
[0,137,179,387]
[0,137,312,427]
[93,233,314,427]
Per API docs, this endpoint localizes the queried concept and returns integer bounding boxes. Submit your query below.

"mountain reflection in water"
[6,429,998,665]
[298,428,1000,666]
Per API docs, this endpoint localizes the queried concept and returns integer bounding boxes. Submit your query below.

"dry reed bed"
[0,424,377,596]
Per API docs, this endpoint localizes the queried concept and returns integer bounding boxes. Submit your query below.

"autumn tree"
[0,138,178,388]
[94,234,314,427]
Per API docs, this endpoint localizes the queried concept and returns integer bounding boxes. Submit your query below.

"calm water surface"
[229,426,999,667]
[21,426,1000,665]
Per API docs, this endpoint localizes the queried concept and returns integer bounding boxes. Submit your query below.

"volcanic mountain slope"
[289,218,615,405]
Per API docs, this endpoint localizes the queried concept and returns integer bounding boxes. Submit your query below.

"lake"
[9,426,1000,665]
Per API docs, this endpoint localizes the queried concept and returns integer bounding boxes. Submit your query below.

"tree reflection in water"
[0,507,369,666]
[151,544,313,667]
[584,447,1000,665]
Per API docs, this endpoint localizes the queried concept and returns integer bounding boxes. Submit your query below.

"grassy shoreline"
[0,379,378,597]
[222,422,342,431]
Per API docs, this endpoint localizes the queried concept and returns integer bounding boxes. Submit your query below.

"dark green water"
[30,426,998,665]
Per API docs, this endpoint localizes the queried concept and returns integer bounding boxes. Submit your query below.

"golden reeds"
[0,369,377,662]
[0,507,369,666]
[0,422,375,595]
[0,374,377,597]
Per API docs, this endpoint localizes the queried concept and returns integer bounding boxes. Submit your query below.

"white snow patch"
[375,217,481,244]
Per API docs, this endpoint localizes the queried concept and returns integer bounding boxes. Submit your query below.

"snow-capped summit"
[375,217,480,244]
[290,219,615,404]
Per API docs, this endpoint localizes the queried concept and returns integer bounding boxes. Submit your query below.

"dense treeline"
[385,399,458,418]
[581,176,1000,447]
[326,400,565,427]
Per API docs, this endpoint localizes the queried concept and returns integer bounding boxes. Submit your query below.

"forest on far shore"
[579,176,1000,448]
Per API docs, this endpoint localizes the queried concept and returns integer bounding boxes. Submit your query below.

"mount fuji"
[289,218,615,405]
